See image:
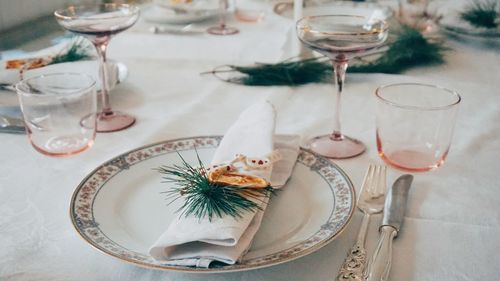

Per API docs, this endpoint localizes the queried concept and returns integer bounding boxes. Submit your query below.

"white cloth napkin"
[149,101,300,267]
[0,42,119,90]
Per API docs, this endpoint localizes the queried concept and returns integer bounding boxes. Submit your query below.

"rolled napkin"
[0,41,119,90]
[149,101,300,267]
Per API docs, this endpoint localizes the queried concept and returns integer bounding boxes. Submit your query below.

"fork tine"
[375,165,387,196]
[370,165,379,193]
[361,164,375,195]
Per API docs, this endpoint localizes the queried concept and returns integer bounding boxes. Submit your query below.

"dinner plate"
[273,1,393,21]
[440,10,500,44]
[143,1,221,25]
[70,136,355,272]
[0,60,127,91]
[154,0,219,12]
[0,61,128,107]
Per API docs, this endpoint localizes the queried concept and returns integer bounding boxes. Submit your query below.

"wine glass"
[296,15,388,159]
[55,4,140,132]
[207,0,238,35]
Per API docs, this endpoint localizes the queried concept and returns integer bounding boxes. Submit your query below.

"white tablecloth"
[1,1,500,280]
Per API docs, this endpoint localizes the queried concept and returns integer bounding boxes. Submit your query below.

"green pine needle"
[349,25,446,73]
[49,38,94,65]
[205,25,447,86]
[230,57,332,86]
[156,151,273,221]
[460,0,499,29]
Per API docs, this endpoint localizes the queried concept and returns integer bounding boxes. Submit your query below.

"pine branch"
[204,25,447,86]
[230,57,332,86]
[460,0,499,29]
[156,151,273,221]
[349,25,447,73]
[49,38,94,65]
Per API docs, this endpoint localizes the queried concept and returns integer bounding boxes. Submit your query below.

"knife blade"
[365,174,413,281]
[0,115,26,134]
[0,125,26,134]
[0,83,16,92]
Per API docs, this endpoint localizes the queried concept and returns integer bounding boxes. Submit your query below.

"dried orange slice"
[208,172,269,189]
[169,0,193,5]
[6,60,24,69]
[6,58,48,70]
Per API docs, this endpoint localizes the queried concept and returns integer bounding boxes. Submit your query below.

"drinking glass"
[16,73,97,157]
[375,83,461,172]
[207,0,238,35]
[55,4,139,132]
[296,15,388,159]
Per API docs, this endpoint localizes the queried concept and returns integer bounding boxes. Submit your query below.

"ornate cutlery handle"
[365,226,397,281]
[336,213,371,281]
[336,242,367,281]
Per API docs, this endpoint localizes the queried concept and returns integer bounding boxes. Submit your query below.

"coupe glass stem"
[95,41,112,115]
[207,0,237,35]
[331,58,348,141]
[218,0,227,30]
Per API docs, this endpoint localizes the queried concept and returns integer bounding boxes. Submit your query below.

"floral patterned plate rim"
[70,136,355,273]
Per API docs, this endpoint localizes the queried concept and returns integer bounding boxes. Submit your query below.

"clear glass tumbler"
[375,83,461,172]
[16,73,97,157]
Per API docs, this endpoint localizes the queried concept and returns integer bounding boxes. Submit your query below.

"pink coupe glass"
[296,15,389,159]
[55,4,139,132]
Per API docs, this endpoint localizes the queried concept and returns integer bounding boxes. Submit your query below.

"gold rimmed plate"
[273,1,393,21]
[70,136,355,272]
[144,0,222,24]
[440,11,500,44]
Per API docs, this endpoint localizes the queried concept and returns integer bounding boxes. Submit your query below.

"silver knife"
[0,115,26,134]
[0,83,16,92]
[365,174,413,281]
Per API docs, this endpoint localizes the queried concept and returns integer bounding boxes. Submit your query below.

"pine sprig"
[49,38,94,65]
[460,0,499,29]
[204,25,447,86]
[228,57,332,86]
[349,25,446,73]
[156,151,273,221]
[203,57,331,86]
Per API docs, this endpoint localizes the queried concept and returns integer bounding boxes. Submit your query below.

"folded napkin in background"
[149,101,300,267]
[0,41,120,90]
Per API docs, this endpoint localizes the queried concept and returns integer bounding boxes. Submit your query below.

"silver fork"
[336,164,387,281]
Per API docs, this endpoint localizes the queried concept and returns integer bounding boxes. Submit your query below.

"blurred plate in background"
[144,0,225,24]
[273,1,393,21]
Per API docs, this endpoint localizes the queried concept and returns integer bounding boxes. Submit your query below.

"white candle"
[293,0,312,58]
[293,0,303,22]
